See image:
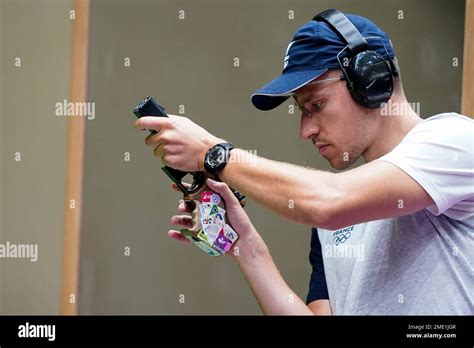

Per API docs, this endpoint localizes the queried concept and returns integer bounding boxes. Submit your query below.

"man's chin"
[327,157,355,171]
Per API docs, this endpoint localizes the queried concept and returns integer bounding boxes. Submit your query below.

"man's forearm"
[233,229,313,315]
[220,149,339,228]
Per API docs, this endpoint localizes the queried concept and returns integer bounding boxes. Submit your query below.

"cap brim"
[251,69,328,111]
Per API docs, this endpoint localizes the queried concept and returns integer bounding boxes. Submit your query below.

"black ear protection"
[313,9,399,109]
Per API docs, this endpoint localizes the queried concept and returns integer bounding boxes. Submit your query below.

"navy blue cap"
[251,12,395,111]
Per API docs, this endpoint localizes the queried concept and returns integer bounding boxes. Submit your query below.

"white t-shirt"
[314,113,474,314]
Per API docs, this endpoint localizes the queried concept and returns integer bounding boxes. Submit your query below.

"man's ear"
[390,57,405,95]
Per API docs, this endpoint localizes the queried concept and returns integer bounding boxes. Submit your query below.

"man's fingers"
[170,183,181,192]
[177,200,194,213]
[168,230,191,243]
[135,116,171,132]
[145,133,160,147]
[206,179,240,207]
[171,214,193,228]
[153,144,165,158]
[170,182,192,192]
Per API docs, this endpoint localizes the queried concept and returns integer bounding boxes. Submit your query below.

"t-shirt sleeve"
[306,227,329,304]
[375,114,474,219]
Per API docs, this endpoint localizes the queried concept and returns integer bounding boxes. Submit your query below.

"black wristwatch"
[204,143,235,176]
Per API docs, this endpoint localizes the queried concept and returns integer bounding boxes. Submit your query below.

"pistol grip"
[187,200,201,232]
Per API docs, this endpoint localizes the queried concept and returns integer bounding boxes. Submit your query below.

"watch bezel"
[206,146,225,169]
[204,143,234,175]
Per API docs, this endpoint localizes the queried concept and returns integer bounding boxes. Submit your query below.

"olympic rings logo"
[332,226,354,245]
[333,232,351,245]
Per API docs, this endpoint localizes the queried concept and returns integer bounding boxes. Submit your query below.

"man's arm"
[220,149,434,230]
[308,300,332,315]
[234,229,317,315]
[227,189,332,315]
[173,179,328,315]
[135,116,434,230]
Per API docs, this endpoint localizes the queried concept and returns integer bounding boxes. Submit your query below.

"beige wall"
[0,0,72,314]
[79,0,465,314]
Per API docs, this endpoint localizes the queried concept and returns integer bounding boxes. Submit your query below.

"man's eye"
[312,102,323,111]
[293,100,322,117]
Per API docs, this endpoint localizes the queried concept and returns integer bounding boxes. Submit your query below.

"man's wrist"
[199,137,226,172]
[229,228,269,261]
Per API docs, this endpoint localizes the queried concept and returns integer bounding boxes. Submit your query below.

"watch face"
[207,146,226,169]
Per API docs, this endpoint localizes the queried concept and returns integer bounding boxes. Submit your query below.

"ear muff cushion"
[346,51,394,108]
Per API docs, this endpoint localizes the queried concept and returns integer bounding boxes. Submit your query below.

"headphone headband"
[313,9,368,53]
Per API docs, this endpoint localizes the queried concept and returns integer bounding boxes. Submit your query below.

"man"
[135,9,473,314]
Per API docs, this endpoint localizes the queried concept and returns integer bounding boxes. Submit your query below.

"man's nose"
[299,114,320,140]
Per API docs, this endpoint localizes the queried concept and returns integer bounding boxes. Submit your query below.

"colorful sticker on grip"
[210,193,221,205]
[223,224,238,242]
[209,205,220,215]
[200,191,214,203]
[199,203,213,217]
[201,216,213,226]
[202,191,222,205]
[197,229,208,242]
[217,206,226,216]
[212,213,225,227]
[192,190,238,256]
[213,230,233,253]
[194,239,221,257]
[203,223,222,242]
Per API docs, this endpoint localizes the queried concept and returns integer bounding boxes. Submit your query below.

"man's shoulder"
[419,112,473,128]
[397,112,473,146]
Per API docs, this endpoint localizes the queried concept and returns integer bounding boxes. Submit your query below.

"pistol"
[133,97,245,256]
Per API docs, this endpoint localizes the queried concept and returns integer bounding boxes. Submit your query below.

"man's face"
[294,70,377,170]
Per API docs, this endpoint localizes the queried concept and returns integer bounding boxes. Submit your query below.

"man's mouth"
[315,143,330,155]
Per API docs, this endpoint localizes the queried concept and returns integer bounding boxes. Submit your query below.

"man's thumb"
[206,179,239,207]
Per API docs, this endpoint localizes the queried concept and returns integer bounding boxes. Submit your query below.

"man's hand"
[168,178,257,255]
[135,115,224,172]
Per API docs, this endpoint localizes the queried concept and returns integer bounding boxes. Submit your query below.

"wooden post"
[462,0,474,117]
[60,0,90,315]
